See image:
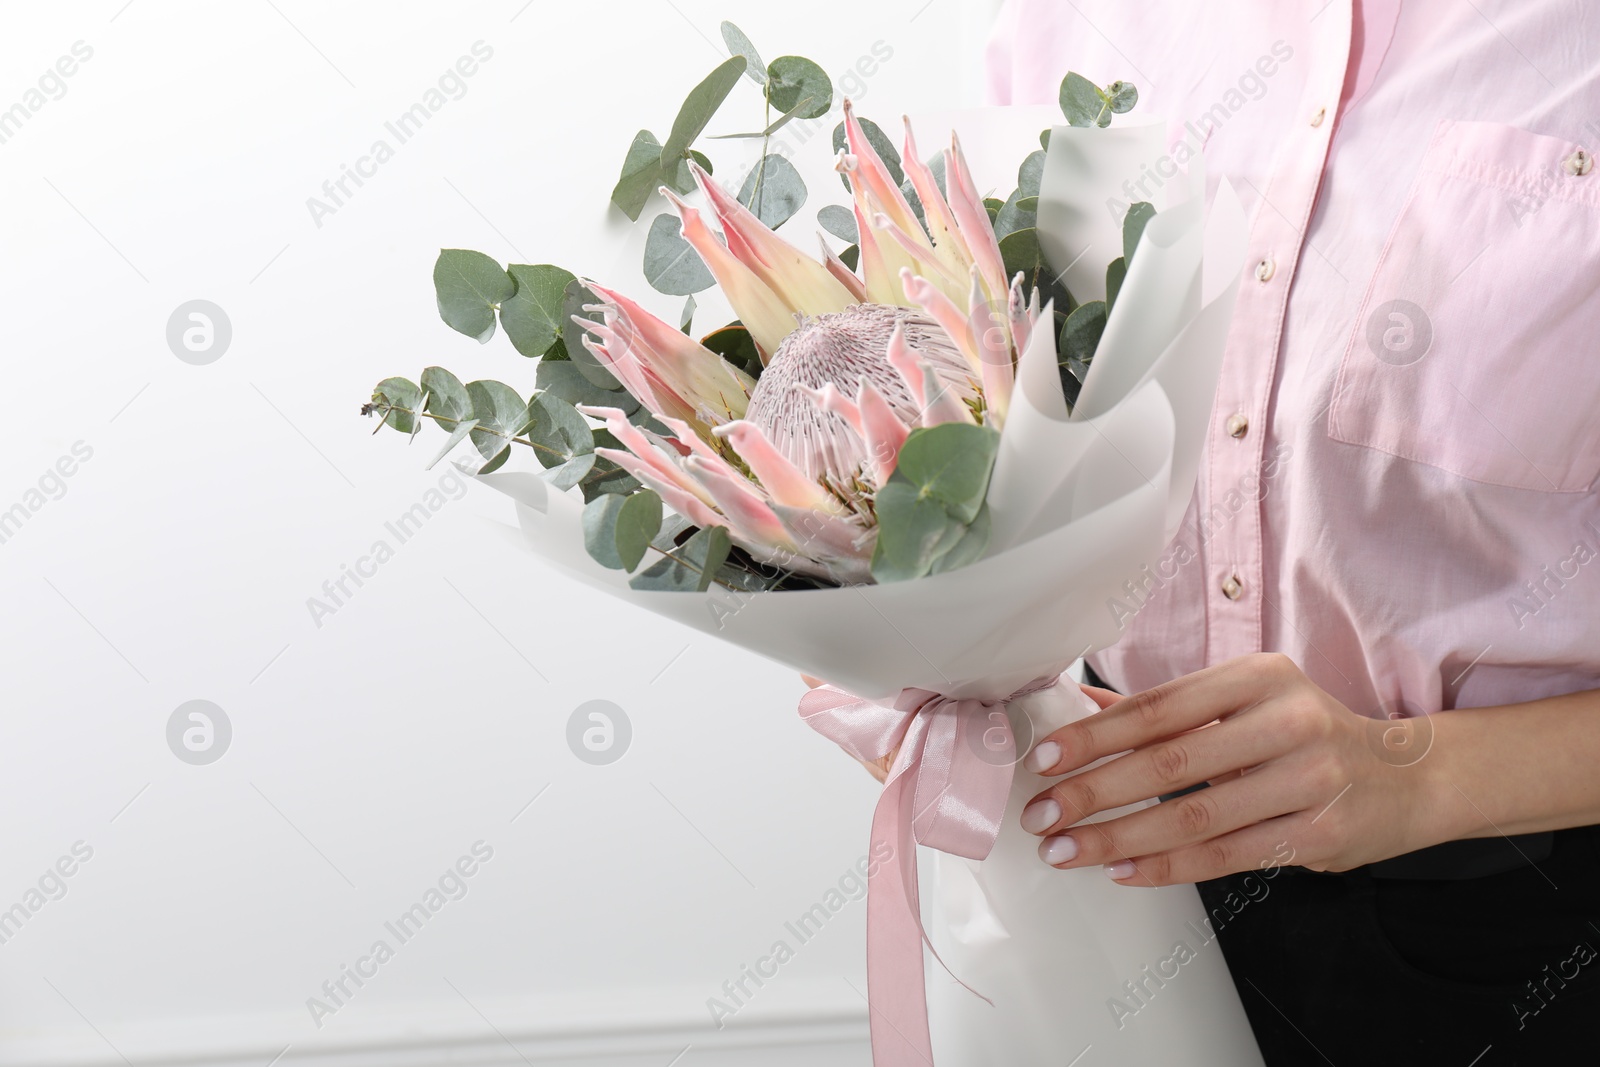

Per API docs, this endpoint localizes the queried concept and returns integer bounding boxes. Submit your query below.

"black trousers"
[1197,828,1600,1065]
[1079,663,1600,1062]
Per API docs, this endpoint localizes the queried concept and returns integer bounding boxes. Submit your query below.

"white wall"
[0,1,1002,1064]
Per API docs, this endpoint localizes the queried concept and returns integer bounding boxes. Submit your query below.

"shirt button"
[1310,107,1327,127]
[1221,575,1243,600]
[1255,256,1276,282]
[1566,149,1593,176]
[1226,413,1249,438]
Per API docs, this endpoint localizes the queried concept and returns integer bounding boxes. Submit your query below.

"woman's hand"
[1019,653,1453,885]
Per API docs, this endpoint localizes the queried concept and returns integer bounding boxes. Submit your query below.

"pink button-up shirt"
[987,0,1600,722]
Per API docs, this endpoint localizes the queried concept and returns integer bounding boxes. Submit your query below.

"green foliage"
[870,424,1000,582]
[818,203,857,243]
[701,323,763,379]
[611,130,668,221]
[739,153,807,229]
[1122,201,1156,264]
[501,264,576,357]
[584,488,664,571]
[434,250,514,342]
[608,57,746,220]
[630,525,734,591]
[720,21,767,85]
[373,377,421,433]
[1059,72,1139,128]
[644,214,716,296]
[661,56,748,171]
[765,56,831,119]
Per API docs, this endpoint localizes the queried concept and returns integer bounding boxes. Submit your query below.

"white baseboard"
[0,992,872,1067]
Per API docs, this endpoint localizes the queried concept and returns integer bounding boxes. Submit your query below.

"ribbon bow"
[799,677,1058,1066]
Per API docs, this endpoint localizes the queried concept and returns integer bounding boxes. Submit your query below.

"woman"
[981,1,1600,1061]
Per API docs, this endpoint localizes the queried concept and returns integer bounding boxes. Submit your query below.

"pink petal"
[713,420,839,512]
[900,268,979,369]
[944,134,1009,305]
[818,232,869,302]
[595,448,722,529]
[857,380,910,485]
[684,456,796,551]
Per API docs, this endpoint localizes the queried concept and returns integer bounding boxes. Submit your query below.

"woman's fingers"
[1027,654,1296,775]
[1023,712,1283,833]
[1033,760,1311,869]
[1101,812,1308,887]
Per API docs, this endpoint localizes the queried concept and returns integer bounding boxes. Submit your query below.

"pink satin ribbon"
[799,677,1059,1066]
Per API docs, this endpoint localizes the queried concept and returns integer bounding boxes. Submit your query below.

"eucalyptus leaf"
[612,129,666,222]
[630,524,732,591]
[894,423,1001,524]
[720,21,767,85]
[421,366,471,426]
[501,264,577,357]
[992,187,1036,242]
[545,451,597,492]
[1018,150,1046,199]
[680,295,696,333]
[766,56,831,120]
[1016,196,1039,212]
[661,57,747,167]
[1105,256,1127,315]
[585,490,659,571]
[581,459,641,502]
[1123,201,1157,265]
[433,250,513,342]
[738,153,806,229]
[535,360,639,414]
[374,376,421,433]
[526,391,594,470]
[465,379,532,466]
[999,227,1044,283]
[1107,80,1139,114]
[1060,299,1107,369]
[701,324,763,379]
[643,213,716,295]
[1059,71,1110,128]
[818,203,858,242]
[425,417,478,470]
[928,502,991,576]
[870,480,960,583]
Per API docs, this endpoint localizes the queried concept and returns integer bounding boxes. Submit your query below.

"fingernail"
[1020,798,1061,834]
[1105,860,1136,880]
[1024,740,1061,774]
[1039,834,1078,865]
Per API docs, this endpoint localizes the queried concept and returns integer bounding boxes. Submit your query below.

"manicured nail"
[1105,860,1136,880]
[1024,740,1061,774]
[1020,798,1061,834]
[1039,834,1078,865]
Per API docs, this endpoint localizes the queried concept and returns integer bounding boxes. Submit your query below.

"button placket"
[1203,1,1353,663]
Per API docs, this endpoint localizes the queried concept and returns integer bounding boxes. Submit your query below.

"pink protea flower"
[576,101,1041,583]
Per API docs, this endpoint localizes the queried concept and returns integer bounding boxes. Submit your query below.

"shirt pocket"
[1328,119,1600,493]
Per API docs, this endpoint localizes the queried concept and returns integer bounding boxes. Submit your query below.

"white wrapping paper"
[474,107,1264,1065]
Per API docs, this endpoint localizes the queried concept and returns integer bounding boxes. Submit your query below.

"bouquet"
[364,24,1262,1066]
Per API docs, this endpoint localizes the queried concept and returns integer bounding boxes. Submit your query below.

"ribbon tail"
[866,766,935,1066]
